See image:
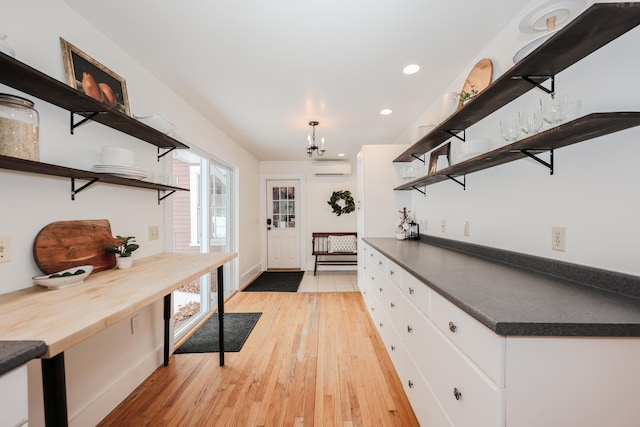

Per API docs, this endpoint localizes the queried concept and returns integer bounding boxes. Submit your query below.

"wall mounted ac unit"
[312,161,352,176]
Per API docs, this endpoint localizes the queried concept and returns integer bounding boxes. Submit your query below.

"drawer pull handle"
[390,302,395,308]
[453,387,462,401]
[390,270,395,276]
[449,321,457,333]
[371,307,375,311]
[407,325,413,333]
[391,345,396,351]
[379,322,384,327]
[409,287,415,295]
[408,380,414,389]
[379,287,383,292]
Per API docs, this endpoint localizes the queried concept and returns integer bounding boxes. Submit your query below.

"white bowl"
[33,265,94,290]
[133,113,175,135]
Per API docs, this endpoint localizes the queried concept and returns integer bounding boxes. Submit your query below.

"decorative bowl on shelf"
[32,265,94,290]
[133,113,175,135]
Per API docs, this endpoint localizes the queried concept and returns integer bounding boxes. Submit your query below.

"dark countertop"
[0,341,47,375]
[364,238,640,337]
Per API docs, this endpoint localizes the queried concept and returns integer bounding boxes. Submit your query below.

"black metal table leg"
[163,294,171,366]
[217,265,224,366]
[42,353,68,426]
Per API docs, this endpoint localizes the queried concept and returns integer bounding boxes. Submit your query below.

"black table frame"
[40,265,225,426]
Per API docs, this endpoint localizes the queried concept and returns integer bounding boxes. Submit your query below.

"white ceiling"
[61,0,534,161]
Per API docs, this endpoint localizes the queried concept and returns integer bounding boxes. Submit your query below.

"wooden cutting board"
[33,219,117,274]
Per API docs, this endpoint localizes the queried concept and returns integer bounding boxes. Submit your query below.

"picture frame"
[60,37,130,116]
[428,142,450,175]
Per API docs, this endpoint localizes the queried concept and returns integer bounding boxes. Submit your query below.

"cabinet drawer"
[403,272,430,317]
[402,350,452,427]
[377,308,403,370]
[386,259,402,289]
[402,297,432,368]
[0,365,28,427]
[422,318,504,427]
[381,277,402,332]
[430,290,505,386]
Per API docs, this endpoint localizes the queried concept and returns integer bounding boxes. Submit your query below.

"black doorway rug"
[242,271,304,292]
[174,312,261,354]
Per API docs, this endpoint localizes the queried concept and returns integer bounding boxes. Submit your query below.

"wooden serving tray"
[33,219,117,274]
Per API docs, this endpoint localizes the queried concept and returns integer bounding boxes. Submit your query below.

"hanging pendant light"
[306,120,325,157]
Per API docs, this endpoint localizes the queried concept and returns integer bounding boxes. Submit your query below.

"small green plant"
[458,85,479,104]
[107,235,139,257]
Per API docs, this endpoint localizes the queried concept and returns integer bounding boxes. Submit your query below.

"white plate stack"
[92,146,149,180]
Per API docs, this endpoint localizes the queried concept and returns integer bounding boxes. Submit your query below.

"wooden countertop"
[0,252,236,358]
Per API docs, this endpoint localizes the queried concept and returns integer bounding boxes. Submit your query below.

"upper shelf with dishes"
[0,52,189,151]
[393,2,640,163]
[394,112,640,191]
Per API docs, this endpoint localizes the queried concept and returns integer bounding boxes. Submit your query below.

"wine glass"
[519,107,543,136]
[500,115,521,143]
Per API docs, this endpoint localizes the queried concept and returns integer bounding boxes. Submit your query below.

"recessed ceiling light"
[337,153,345,157]
[380,109,393,116]
[403,64,420,75]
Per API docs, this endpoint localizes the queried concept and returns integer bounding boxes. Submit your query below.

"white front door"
[266,180,300,270]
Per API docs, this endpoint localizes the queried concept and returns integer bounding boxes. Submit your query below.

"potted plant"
[396,208,411,240]
[458,84,479,107]
[107,235,139,269]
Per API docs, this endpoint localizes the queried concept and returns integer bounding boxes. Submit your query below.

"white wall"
[259,161,357,271]
[1,1,260,425]
[396,0,640,277]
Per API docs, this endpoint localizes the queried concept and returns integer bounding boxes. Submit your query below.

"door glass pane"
[172,151,205,334]
[271,186,296,229]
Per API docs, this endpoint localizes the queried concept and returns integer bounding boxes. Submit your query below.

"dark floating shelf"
[0,53,188,150]
[394,113,640,191]
[0,154,188,202]
[393,2,640,163]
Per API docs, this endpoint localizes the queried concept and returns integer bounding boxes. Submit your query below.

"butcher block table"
[0,251,237,427]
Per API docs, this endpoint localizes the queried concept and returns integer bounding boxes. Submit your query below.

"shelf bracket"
[69,112,105,135]
[411,186,426,196]
[411,154,426,164]
[511,75,555,96]
[157,147,177,161]
[446,174,466,190]
[520,149,554,175]
[444,129,465,142]
[71,177,100,200]
[158,190,176,205]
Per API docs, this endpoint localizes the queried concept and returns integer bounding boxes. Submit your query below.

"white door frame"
[260,173,307,271]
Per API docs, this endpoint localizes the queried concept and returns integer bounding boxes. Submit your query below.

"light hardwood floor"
[99,290,419,426]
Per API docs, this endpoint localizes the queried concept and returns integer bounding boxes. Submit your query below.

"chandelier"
[306,120,325,157]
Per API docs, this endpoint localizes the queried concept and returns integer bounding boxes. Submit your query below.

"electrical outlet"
[463,221,470,237]
[552,226,566,251]
[0,235,11,263]
[441,220,446,233]
[149,225,159,241]
[131,314,140,335]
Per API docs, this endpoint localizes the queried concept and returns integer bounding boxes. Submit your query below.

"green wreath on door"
[328,190,355,216]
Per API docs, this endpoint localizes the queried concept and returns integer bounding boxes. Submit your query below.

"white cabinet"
[359,246,640,427]
[0,365,28,427]
[356,145,410,290]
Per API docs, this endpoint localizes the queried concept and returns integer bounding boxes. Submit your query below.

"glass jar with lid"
[0,93,39,161]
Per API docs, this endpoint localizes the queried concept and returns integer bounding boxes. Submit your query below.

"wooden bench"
[312,232,358,276]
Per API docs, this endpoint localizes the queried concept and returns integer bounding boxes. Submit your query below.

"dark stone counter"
[0,341,46,375]
[364,237,640,336]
